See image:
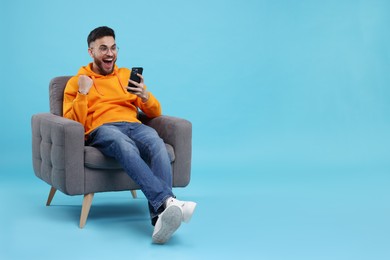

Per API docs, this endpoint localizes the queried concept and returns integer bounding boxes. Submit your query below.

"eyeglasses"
[91,45,119,55]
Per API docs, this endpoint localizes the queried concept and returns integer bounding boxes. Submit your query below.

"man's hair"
[87,26,115,47]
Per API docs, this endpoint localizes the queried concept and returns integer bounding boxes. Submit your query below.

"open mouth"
[96,54,116,74]
[102,58,114,70]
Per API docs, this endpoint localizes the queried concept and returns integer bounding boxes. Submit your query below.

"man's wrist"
[141,93,149,103]
[78,90,88,95]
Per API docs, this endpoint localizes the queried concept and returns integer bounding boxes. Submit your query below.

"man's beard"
[93,56,116,75]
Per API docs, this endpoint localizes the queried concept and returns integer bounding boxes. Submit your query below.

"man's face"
[88,36,117,75]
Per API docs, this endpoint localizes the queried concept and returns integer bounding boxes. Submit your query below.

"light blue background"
[1,0,389,259]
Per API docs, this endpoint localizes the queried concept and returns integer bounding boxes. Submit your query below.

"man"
[63,26,196,244]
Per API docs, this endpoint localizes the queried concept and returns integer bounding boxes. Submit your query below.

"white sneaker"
[152,204,182,244]
[166,198,197,223]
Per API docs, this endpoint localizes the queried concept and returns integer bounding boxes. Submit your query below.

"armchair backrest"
[49,76,71,116]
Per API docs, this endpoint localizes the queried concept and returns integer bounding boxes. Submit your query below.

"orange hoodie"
[63,63,162,135]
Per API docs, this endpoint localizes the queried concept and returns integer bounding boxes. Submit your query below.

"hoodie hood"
[77,63,119,78]
[77,63,126,95]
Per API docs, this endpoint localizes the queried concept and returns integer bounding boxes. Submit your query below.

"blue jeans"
[86,122,174,222]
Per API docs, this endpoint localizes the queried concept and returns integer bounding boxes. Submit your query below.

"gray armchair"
[31,76,192,228]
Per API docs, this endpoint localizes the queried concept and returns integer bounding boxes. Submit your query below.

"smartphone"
[128,67,143,89]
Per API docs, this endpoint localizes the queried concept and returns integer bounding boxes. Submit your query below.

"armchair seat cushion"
[84,144,175,170]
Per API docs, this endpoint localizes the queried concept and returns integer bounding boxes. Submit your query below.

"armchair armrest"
[140,114,192,187]
[31,113,85,195]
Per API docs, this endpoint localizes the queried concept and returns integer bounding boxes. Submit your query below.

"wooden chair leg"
[79,193,94,229]
[46,187,57,206]
[130,190,137,199]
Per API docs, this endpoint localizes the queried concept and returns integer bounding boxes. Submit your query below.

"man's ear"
[88,48,94,58]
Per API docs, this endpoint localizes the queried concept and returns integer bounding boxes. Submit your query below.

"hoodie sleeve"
[63,76,88,126]
[135,90,162,118]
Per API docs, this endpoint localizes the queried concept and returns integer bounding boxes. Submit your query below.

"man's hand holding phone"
[127,67,149,102]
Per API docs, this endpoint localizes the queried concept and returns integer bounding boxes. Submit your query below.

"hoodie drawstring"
[114,71,128,94]
[90,75,104,96]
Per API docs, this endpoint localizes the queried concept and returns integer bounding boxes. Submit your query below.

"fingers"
[127,81,147,101]
[127,86,142,93]
[78,75,93,94]
[128,74,146,100]
[137,73,144,82]
[128,74,144,86]
[78,75,92,85]
[128,79,144,89]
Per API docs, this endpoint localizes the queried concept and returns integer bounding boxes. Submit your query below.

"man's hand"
[127,74,149,103]
[78,75,93,95]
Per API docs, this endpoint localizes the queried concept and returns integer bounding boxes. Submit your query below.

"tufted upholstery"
[32,113,84,195]
[31,76,192,227]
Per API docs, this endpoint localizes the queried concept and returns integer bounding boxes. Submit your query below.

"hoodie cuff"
[75,92,88,102]
[142,93,157,107]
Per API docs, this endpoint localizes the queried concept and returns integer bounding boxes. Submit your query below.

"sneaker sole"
[152,205,182,244]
